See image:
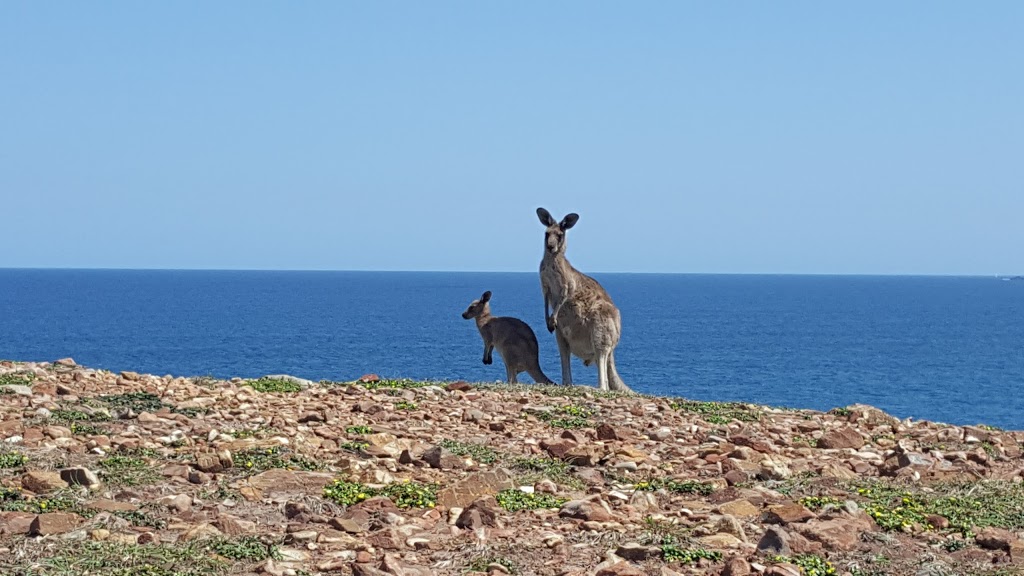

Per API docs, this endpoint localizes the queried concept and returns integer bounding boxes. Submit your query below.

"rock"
[157,494,192,513]
[817,427,865,450]
[447,381,472,392]
[0,385,32,396]
[0,511,37,535]
[180,523,223,541]
[244,469,335,497]
[456,496,501,530]
[564,445,602,467]
[595,562,645,576]
[559,495,614,522]
[723,557,752,576]
[976,526,1017,551]
[576,468,605,486]
[763,503,816,524]
[437,469,514,509]
[757,526,792,555]
[21,470,68,493]
[615,542,660,561]
[358,374,381,384]
[55,358,77,367]
[718,499,760,519]
[596,424,631,441]
[30,513,82,536]
[422,445,466,470]
[794,514,873,552]
[330,517,366,534]
[298,411,324,423]
[60,467,102,489]
[194,453,224,473]
[541,438,578,460]
[766,564,802,576]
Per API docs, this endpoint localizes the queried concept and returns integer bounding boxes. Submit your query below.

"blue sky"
[2,2,1021,274]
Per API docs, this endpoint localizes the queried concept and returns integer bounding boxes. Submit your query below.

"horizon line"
[0,266,1017,278]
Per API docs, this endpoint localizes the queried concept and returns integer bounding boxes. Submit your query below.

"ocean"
[1,269,1021,430]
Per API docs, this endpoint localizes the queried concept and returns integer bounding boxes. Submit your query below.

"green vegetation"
[440,439,499,464]
[6,540,232,576]
[0,488,92,516]
[669,400,761,424]
[209,536,281,562]
[799,495,845,510]
[99,391,165,413]
[526,404,595,429]
[661,544,722,564]
[98,455,160,486]
[0,450,29,469]
[0,371,36,387]
[635,478,715,496]
[323,478,438,509]
[495,489,567,512]
[50,408,111,425]
[466,556,519,574]
[345,425,374,434]
[356,378,437,391]
[70,422,109,436]
[340,441,369,452]
[243,378,303,393]
[227,427,277,439]
[114,508,168,529]
[770,555,836,576]
[829,407,853,417]
[394,400,418,410]
[855,480,1024,537]
[233,446,321,474]
[511,456,583,489]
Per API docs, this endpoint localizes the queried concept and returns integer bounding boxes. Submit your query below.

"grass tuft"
[495,489,566,512]
[243,378,303,393]
[669,399,760,424]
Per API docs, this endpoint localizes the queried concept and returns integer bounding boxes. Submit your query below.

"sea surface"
[1,269,1022,430]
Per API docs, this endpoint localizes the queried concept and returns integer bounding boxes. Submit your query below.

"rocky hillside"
[1,359,1023,576]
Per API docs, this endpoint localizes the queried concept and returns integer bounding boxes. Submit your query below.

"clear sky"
[2,2,1022,275]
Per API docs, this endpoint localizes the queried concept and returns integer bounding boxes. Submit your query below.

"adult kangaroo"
[462,290,555,385]
[536,208,632,392]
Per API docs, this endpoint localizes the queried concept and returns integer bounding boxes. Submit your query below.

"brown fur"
[536,208,631,392]
[462,290,554,385]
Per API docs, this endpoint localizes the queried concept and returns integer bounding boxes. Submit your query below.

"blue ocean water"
[1,270,1022,430]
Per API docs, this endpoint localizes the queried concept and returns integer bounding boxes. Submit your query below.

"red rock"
[55,358,77,367]
[30,512,82,536]
[0,511,36,535]
[21,470,68,493]
[436,469,514,509]
[817,427,865,450]
[541,438,578,460]
[421,445,466,470]
[595,562,644,576]
[564,445,602,467]
[596,423,631,441]
[358,374,381,383]
[559,495,614,522]
[446,381,472,392]
[763,503,816,524]
[723,556,752,576]
[455,496,502,530]
[794,513,873,552]
[976,527,1017,551]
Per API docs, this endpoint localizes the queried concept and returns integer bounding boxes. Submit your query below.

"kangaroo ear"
[537,207,556,227]
[481,291,492,303]
[560,213,579,230]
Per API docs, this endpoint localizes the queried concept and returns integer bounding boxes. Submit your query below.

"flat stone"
[436,469,514,509]
[763,503,816,524]
[817,427,865,450]
[0,511,37,535]
[22,470,68,494]
[60,467,102,489]
[30,512,83,536]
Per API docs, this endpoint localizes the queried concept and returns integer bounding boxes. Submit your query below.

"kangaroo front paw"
[546,317,556,333]
[483,357,492,365]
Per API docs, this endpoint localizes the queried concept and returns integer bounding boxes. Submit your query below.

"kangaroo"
[536,208,632,392]
[461,290,555,385]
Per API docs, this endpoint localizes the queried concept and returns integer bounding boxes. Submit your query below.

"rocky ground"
[1,360,1023,576]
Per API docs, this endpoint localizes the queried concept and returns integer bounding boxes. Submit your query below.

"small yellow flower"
[39,502,47,510]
